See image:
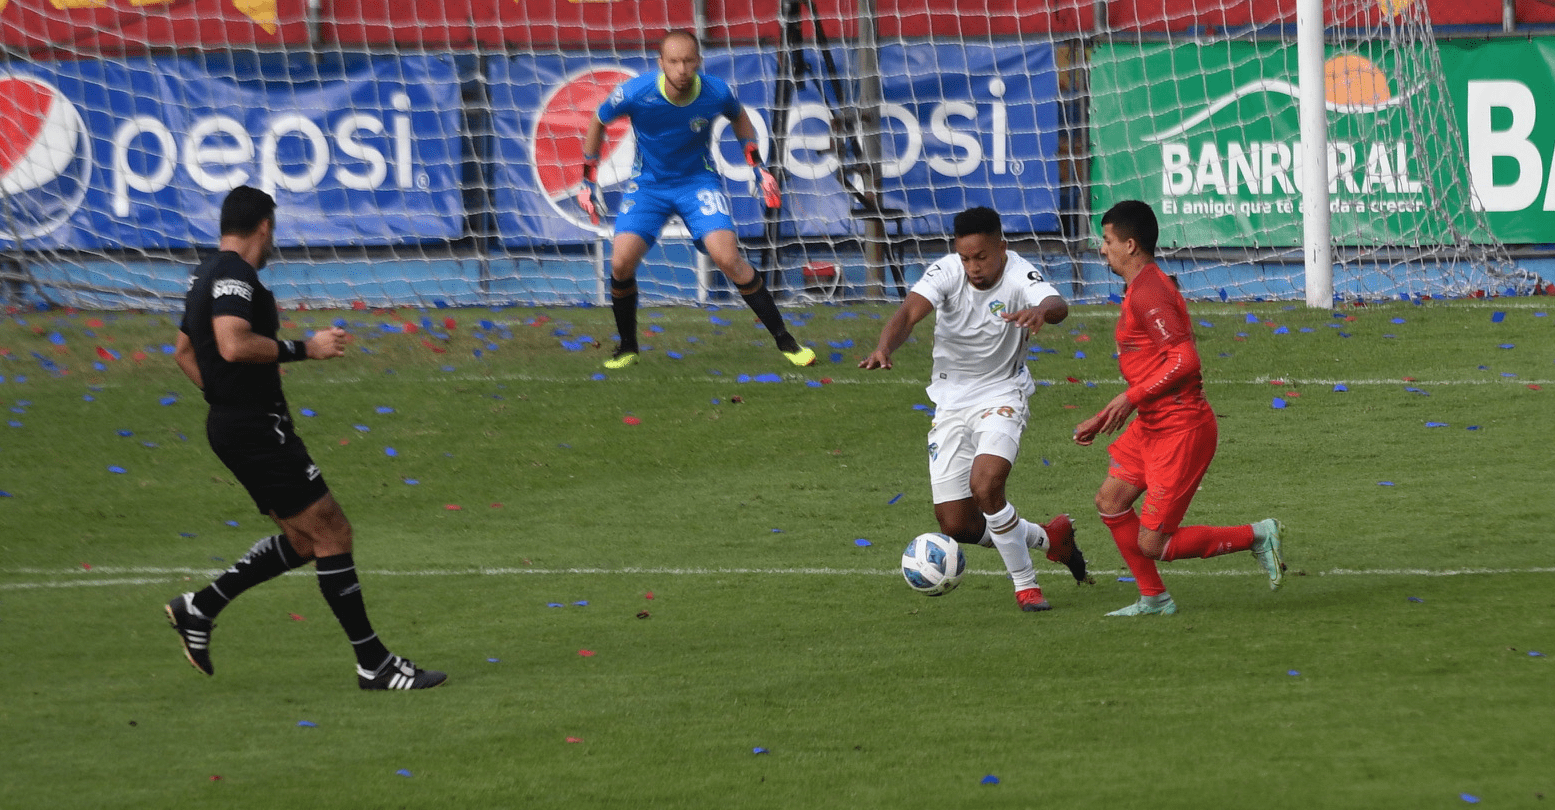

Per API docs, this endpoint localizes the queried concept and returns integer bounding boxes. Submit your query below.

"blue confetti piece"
[1529,651,1545,657]
[1478,365,1489,370]
[5,421,18,429]
[1378,481,1395,486]
[403,478,418,485]
[710,316,732,326]
[1074,350,1086,359]
[805,380,822,387]
[107,465,126,474]
[1498,343,1515,349]
[573,600,589,607]
[752,747,769,755]
[1338,332,1352,338]
[1299,327,1314,333]
[1271,398,1287,409]
[1287,670,1300,676]
[47,331,66,345]
[1117,576,1136,582]
[1408,597,1424,603]
[1197,320,1213,328]
[179,532,197,538]
[142,442,158,448]
[0,491,11,498]
[1391,318,1406,324]
[710,398,720,405]
[667,351,683,360]
[1491,311,1505,323]
[829,352,843,363]
[297,721,317,728]
[888,493,903,505]
[828,339,854,349]
[754,373,782,383]
[771,528,783,533]
[560,340,583,351]
[981,775,1000,785]
[854,538,872,547]
[1272,326,1290,335]
[117,429,133,437]
[1460,794,1479,804]
[591,373,607,381]
[159,396,177,406]
[1219,288,1229,302]
[1107,293,1122,304]
[1466,426,1481,431]
[648,324,664,333]
[384,447,398,457]
[375,406,395,414]
[1501,372,1517,378]
[332,318,348,328]
[1245,313,1259,323]
[354,424,370,432]
[1382,334,1397,339]
[487,657,500,663]
[1332,384,1348,392]
[300,408,317,417]
[396,769,413,778]
[736,374,751,383]
[546,602,563,608]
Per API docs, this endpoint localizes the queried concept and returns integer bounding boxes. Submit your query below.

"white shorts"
[926,394,1029,504]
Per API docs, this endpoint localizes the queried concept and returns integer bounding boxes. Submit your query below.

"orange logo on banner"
[231,0,277,33]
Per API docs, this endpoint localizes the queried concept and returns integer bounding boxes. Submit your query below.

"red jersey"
[1115,263,1213,431]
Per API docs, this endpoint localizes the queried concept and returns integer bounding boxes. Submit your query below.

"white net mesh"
[0,0,1547,310]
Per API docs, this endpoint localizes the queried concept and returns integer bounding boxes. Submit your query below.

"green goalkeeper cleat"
[1251,518,1286,590]
[603,346,639,370]
[1105,596,1178,617]
[782,346,817,367]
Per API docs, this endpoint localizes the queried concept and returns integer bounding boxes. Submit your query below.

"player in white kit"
[860,207,1092,611]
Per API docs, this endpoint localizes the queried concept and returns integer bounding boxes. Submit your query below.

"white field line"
[3,565,1553,591]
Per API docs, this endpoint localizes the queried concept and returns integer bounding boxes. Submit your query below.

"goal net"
[0,0,1546,311]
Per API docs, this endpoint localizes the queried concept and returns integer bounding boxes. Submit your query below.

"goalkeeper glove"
[744,141,781,209]
[578,154,605,225]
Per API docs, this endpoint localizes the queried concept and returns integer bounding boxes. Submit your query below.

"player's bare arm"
[1074,392,1135,446]
[860,292,933,370]
[174,330,202,389]
[999,294,1069,332]
[214,315,347,363]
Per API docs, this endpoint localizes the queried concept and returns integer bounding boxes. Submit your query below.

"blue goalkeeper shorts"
[614,176,735,252]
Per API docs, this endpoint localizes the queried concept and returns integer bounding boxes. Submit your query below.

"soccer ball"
[901,532,966,596]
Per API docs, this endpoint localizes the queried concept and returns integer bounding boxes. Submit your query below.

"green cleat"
[1251,518,1286,590]
[1105,596,1177,617]
[782,346,817,367]
[603,347,639,369]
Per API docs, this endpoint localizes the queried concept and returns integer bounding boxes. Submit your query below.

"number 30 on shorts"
[697,189,731,216]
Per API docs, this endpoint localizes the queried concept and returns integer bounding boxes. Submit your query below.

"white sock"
[976,525,994,548]
[1023,519,1050,551]
[985,503,1037,590]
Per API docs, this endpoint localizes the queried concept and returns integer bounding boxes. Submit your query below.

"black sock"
[611,277,639,352]
[738,276,797,351]
[191,534,311,619]
[315,553,392,673]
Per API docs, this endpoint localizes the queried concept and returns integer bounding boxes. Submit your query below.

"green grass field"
[1,298,1551,809]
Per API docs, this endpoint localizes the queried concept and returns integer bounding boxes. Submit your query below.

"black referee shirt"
[180,251,286,411]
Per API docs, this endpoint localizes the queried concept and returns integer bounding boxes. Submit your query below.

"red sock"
[1100,509,1166,597]
[1161,525,1254,560]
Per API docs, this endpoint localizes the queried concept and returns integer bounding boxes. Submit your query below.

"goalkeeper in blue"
[580,30,814,369]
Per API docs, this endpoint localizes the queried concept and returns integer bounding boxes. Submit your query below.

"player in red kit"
[1074,200,1286,616]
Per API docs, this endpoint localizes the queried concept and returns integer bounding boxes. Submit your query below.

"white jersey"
[910,251,1062,410]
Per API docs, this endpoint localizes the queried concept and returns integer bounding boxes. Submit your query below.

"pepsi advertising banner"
[0,55,462,251]
[488,43,1060,246]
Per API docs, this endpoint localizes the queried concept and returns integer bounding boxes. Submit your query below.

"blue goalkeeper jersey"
[596,72,744,186]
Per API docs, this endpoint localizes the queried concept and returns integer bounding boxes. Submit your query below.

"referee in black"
[165,186,445,690]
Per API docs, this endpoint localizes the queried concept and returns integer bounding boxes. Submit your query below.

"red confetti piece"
[578,650,595,657]
[820,377,832,384]
[644,591,655,600]
[1529,384,1543,391]
[490,503,504,508]
[1268,380,1286,386]
[1065,376,1080,383]
[86,318,104,328]
[132,351,147,362]
[1285,391,1300,397]
[622,415,641,425]
[565,737,583,743]
[338,439,350,445]
[288,613,305,621]
[95,346,116,361]
[444,317,458,330]
[1402,376,1417,382]
[210,775,222,781]
[82,563,92,570]
[351,301,367,310]
[445,504,463,511]
[403,322,419,334]
[1074,334,1091,342]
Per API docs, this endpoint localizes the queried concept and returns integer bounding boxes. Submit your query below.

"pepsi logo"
[531,66,637,233]
[0,74,93,242]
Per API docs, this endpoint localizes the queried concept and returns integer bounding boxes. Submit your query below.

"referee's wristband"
[276,339,308,363]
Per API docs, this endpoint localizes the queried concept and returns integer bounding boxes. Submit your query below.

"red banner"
[0,0,306,54]
[322,0,697,48]
[1106,0,1519,31]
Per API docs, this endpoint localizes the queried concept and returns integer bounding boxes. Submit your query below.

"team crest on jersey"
[609,86,625,105]
[212,279,253,301]
[305,464,321,481]
[689,116,709,132]
[927,441,940,461]
[988,300,1006,316]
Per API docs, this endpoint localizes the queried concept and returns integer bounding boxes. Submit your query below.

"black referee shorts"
[206,407,330,520]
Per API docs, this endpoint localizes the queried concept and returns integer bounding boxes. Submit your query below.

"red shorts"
[1106,413,1218,533]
